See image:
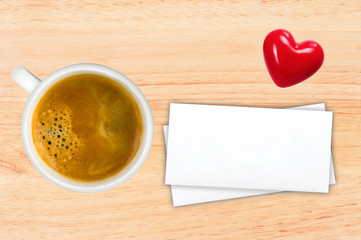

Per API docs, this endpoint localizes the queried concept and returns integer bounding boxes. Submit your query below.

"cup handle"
[11,66,41,94]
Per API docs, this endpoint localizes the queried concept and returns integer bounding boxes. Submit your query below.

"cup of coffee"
[12,63,153,192]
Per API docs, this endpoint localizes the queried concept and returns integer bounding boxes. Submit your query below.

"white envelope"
[164,104,336,207]
[165,103,333,193]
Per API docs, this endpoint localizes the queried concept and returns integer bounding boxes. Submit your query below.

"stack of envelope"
[164,103,335,207]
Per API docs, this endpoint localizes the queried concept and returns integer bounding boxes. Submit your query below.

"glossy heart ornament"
[263,29,324,88]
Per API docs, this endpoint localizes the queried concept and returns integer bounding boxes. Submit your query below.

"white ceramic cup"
[12,63,154,193]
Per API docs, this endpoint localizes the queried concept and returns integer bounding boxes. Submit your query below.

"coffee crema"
[32,74,143,181]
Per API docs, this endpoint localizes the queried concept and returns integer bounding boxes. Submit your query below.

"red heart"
[263,29,324,88]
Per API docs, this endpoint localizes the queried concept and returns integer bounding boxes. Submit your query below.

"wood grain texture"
[1,0,361,239]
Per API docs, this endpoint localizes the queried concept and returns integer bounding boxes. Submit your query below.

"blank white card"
[164,104,335,206]
[165,103,333,193]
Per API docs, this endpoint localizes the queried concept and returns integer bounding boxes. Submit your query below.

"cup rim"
[22,63,154,192]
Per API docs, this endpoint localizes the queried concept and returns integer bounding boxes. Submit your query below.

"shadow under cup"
[21,64,154,192]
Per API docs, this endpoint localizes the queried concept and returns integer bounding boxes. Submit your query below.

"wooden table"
[1,1,360,239]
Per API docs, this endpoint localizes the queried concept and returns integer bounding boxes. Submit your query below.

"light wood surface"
[1,1,361,239]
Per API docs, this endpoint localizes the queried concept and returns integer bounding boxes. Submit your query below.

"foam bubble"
[34,105,84,168]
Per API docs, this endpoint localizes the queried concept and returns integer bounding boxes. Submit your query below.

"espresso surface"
[32,74,143,181]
